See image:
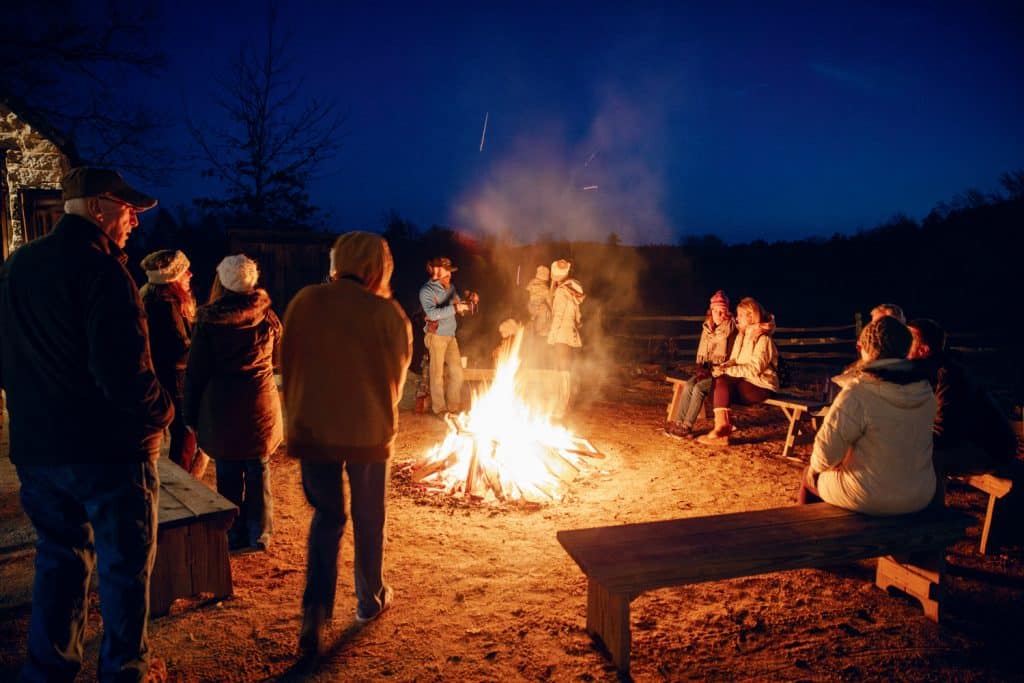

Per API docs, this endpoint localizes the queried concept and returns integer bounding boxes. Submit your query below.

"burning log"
[409,328,603,504]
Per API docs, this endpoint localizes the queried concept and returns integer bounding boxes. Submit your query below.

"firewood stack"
[410,412,604,503]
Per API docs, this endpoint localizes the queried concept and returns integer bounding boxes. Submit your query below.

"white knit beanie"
[141,249,190,284]
[550,259,571,281]
[216,254,259,293]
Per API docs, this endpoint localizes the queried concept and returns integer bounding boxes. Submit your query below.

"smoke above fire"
[451,89,674,246]
[448,85,683,405]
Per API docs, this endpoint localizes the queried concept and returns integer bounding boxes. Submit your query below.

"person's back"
[283,277,411,454]
[813,362,937,514]
[808,317,937,515]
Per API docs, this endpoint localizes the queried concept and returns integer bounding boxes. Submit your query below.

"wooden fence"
[616,314,861,366]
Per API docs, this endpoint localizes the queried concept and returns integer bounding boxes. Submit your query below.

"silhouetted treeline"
[134,172,1022,394]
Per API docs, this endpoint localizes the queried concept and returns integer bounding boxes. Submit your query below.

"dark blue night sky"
[149,1,1024,244]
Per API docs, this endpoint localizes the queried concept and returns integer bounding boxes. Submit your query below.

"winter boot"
[697,408,732,447]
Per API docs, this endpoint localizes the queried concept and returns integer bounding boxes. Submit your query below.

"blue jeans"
[669,377,712,427]
[215,457,272,546]
[300,460,388,619]
[16,461,159,683]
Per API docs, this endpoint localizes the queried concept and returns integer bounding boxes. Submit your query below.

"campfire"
[409,332,603,503]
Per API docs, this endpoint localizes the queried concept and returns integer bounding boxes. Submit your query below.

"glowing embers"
[410,332,602,503]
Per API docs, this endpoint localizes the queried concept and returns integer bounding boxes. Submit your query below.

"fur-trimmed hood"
[196,289,275,328]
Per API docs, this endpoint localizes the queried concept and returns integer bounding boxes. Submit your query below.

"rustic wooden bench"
[557,503,969,674]
[952,473,1013,555]
[664,375,828,459]
[151,458,237,617]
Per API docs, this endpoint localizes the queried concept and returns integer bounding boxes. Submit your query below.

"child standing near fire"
[547,259,585,417]
[665,290,737,439]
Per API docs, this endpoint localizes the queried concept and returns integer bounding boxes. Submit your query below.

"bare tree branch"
[187,3,345,228]
[0,0,172,182]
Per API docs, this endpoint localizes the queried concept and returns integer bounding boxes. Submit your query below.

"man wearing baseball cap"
[0,167,172,681]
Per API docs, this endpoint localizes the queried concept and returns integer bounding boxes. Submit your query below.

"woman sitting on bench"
[665,290,737,439]
[799,317,937,514]
[697,296,779,447]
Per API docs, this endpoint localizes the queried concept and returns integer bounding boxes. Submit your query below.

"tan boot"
[697,408,732,446]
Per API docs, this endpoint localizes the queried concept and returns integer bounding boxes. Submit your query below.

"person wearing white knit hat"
[216,254,260,293]
[140,249,201,475]
[186,252,282,551]
[546,259,585,418]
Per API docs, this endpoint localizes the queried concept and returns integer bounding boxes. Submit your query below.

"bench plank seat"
[557,503,969,673]
[151,459,237,617]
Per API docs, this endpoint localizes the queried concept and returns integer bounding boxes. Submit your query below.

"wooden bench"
[952,473,1013,555]
[151,458,237,617]
[664,375,828,459]
[557,503,969,674]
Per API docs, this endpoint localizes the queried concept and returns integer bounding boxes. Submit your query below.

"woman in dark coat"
[140,249,199,471]
[185,254,283,551]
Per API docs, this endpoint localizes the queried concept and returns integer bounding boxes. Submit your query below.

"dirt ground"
[1,369,1022,682]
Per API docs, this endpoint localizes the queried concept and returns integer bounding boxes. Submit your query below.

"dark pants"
[215,457,272,546]
[300,460,389,619]
[713,375,772,409]
[16,461,159,683]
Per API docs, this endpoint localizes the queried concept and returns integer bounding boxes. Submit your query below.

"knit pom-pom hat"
[709,290,730,312]
[141,250,190,284]
[216,254,259,293]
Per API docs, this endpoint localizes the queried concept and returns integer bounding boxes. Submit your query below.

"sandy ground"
[1,370,1022,682]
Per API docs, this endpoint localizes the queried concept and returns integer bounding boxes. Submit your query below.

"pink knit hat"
[709,290,730,312]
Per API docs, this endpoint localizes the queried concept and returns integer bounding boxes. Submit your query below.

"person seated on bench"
[798,317,937,514]
[907,318,1018,490]
[665,289,737,439]
[697,296,779,447]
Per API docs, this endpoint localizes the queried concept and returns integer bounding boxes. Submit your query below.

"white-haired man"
[0,167,173,681]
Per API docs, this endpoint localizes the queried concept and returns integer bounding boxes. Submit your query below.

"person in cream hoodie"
[799,316,937,515]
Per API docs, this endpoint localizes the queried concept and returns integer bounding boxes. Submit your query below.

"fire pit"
[408,333,603,503]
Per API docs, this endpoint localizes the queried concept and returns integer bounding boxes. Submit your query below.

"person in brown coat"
[282,231,412,660]
[184,254,283,551]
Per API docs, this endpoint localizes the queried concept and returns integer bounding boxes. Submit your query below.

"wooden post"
[854,311,863,337]
[587,580,632,674]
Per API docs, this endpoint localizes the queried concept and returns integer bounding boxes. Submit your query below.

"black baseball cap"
[61,167,157,211]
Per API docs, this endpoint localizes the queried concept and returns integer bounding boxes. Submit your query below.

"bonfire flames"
[410,331,603,503]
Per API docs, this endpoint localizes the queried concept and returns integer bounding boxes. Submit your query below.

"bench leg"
[979,493,997,555]
[776,406,803,460]
[875,554,944,622]
[586,580,631,674]
[666,383,684,424]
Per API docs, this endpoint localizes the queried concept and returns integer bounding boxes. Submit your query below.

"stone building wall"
[0,102,70,252]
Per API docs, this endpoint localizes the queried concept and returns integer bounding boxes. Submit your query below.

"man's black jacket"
[0,213,173,465]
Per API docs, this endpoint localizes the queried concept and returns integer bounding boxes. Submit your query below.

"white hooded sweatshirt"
[811,359,937,515]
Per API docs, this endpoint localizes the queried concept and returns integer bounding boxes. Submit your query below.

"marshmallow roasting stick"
[479,112,489,152]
